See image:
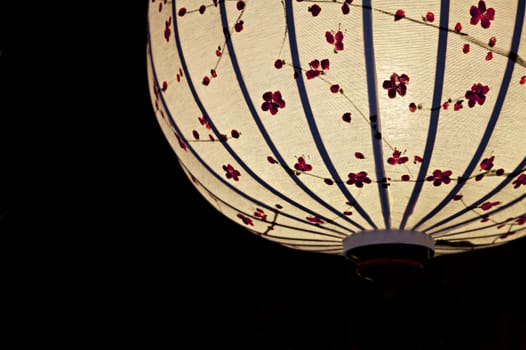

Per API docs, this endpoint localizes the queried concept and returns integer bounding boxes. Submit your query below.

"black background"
[1,1,525,349]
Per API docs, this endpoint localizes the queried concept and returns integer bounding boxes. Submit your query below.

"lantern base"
[343,230,435,282]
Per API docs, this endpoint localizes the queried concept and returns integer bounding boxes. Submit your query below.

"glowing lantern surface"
[147,1,526,265]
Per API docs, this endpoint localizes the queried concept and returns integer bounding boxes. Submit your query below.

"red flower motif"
[234,21,244,32]
[426,169,452,186]
[383,73,409,98]
[394,9,405,21]
[521,76,526,85]
[198,116,211,129]
[231,129,240,138]
[223,164,241,181]
[261,90,285,115]
[465,83,489,107]
[175,134,187,151]
[485,52,493,61]
[512,173,526,188]
[480,156,494,170]
[470,1,495,29]
[326,30,344,52]
[308,4,321,17]
[237,213,254,226]
[330,84,340,93]
[254,208,267,222]
[164,17,172,42]
[346,171,371,188]
[480,201,501,211]
[306,59,330,79]
[354,152,365,159]
[324,178,334,185]
[341,3,350,15]
[516,215,526,225]
[294,156,312,172]
[307,216,325,224]
[342,112,352,123]
[425,12,435,22]
[267,156,278,164]
[387,150,409,165]
[488,36,496,47]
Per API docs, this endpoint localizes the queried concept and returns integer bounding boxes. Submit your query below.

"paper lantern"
[147,0,525,276]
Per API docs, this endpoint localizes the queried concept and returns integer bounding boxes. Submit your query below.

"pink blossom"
[294,156,312,172]
[480,201,501,211]
[470,1,495,29]
[261,90,286,115]
[346,171,371,188]
[512,173,526,188]
[426,169,452,186]
[387,150,409,165]
[465,83,489,107]
[223,164,241,181]
[383,73,409,98]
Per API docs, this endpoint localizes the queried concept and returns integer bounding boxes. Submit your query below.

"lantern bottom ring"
[343,230,435,282]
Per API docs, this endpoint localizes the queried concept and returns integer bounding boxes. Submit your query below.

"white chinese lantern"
[147,0,526,278]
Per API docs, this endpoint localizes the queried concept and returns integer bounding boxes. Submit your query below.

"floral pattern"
[470,1,495,29]
[325,30,344,52]
[223,164,241,181]
[261,90,286,115]
[465,83,489,108]
[346,171,372,188]
[149,1,526,253]
[426,169,453,186]
[382,73,409,98]
[294,156,313,172]
[306,58,330,79]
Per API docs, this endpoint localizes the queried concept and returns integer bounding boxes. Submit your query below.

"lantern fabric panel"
[147,0,526,257]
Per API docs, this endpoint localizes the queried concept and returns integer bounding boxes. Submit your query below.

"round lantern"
[147,0,526,276]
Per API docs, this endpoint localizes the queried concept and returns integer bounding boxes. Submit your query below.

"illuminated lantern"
[147,1,526,278]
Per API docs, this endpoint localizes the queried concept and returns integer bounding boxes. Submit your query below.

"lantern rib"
[216,2,369,231]
[149,1,526,258]
[412,5,526,232]
[153,3,372,234]
[433,217,526,240]
[428,191,526,236]
[361,0,391,229]
[425,158,526,233]
[285,0,378,229]
[182,165,351,239]
[400,0,450,230]
[147,19,360,237]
